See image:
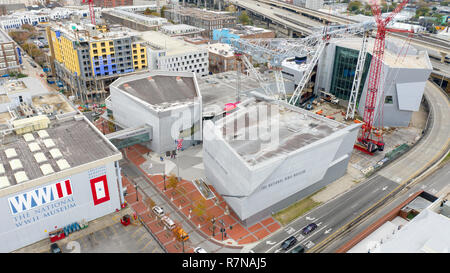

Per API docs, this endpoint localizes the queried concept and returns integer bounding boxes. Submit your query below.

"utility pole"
[211,217,216,237]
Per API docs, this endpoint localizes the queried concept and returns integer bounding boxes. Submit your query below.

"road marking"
[295,234,305,241]
[265,241,277,245]
[274,248,282,253]
[382,186,388,191]
[305,241,315,249]
[305,217,315,221]
[284,227,296,235]
[140,240,153,252]
[317,222,323,226]
[324,228,332,234]
[137,232,148,243]
[131,227,143,238]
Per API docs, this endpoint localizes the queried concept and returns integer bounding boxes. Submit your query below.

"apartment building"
[142,31,209,77]
[0,29,20,75]
[47,23,148,103]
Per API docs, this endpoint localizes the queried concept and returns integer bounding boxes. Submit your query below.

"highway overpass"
[230,0,450,57]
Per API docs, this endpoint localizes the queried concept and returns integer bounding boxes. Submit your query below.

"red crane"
[355,0,411,155]
[82,0,96,25]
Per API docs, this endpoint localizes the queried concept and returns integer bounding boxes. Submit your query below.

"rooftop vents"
[14,171,28,183]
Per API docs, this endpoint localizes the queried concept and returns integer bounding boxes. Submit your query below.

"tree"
[167,173,179,191]
[239,11,252,25]
[192,198,207,218]
[225,4,236,12]
[21,23,36,33]
[8,31,32,45]
[347,1,362,13]
[160,6,166,18]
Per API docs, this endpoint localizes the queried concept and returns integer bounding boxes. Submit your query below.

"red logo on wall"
[90,175,110,206]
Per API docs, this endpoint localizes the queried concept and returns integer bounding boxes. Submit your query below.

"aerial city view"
[0,0,448,261]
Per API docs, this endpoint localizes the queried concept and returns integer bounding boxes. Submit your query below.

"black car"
[291,244,305,253]
[280,236,297,250]
[50,243,62,253]
[302,223,318,235]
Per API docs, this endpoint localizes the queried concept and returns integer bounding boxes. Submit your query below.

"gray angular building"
[203,95,361,225]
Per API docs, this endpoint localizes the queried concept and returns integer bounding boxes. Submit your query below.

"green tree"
[239,11,252,25]
[347,1,362,13]
[160,6,166,18]
[167,173,179,191]
[192,198,207,218]
[442,2,449,7]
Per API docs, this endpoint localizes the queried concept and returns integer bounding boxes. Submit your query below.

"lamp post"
[211,217,216,237]
[161,155,166,191]
[135,183,138,202]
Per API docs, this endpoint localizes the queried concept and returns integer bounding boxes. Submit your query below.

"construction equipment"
[230,21,375,106]
[82,0,96,25]
[354,0,411,155]
[173,226,189,241]
[346,31,369,120]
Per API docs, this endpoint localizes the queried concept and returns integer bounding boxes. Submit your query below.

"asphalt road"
[248,81,449,253]
[249,175,399,253]
[323,161,450,253]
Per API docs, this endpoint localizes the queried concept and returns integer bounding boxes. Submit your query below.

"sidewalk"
[123,144,282,249]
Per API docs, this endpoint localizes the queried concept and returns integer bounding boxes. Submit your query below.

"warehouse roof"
[112,71,200,111]
[0,114,120,190]
[215,98,347,167]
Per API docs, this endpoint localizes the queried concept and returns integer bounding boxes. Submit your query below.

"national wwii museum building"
[0,93,123,252]
[203,95,361,225]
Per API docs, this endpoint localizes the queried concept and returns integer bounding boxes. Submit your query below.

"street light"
[135,184,138,202]
[211,217,217,237]
[161,154,166,191]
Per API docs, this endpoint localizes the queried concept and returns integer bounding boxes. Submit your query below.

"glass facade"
[329,46,372,101]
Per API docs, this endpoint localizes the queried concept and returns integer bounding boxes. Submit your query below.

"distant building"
[208,43,251,74]
[141,31,209,77]
[161,24,205,38]
[213,24,276,44]
[163,7,236,39]
[92,0,133,8]
[46,23,149,103]
[101,9,167,31]
[293,0,324,10]
[0,28,20,75]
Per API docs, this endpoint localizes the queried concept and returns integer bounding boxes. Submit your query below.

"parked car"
[50,243,62,253]
[161,215,175,230]
[291,244,305,253]
[302,223,318,235]
[280,236,297,250]
[194,247,207,253]
[152,206,164,217]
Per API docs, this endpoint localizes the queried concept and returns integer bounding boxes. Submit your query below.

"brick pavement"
[122,144,282,249]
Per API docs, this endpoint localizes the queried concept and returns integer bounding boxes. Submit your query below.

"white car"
[152,206,164,217]
[194,247,207,253]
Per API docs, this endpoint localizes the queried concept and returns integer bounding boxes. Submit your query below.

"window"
[385,96,393,104]
[101,42,105,47]
[92,43,97,48]
[93,49,98,54]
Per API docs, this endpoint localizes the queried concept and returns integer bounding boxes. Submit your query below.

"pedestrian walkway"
[123,144,282,248]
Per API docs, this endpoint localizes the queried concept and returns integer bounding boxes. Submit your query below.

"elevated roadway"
[231,0,450,56]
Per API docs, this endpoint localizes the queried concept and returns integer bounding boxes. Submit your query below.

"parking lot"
[59,222,165,253]
[14,208,166,253]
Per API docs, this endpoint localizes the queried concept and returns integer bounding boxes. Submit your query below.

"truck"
[320,90,339,104]
[173,227,189,241]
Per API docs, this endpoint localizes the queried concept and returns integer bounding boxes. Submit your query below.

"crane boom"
[356,0,410,154]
